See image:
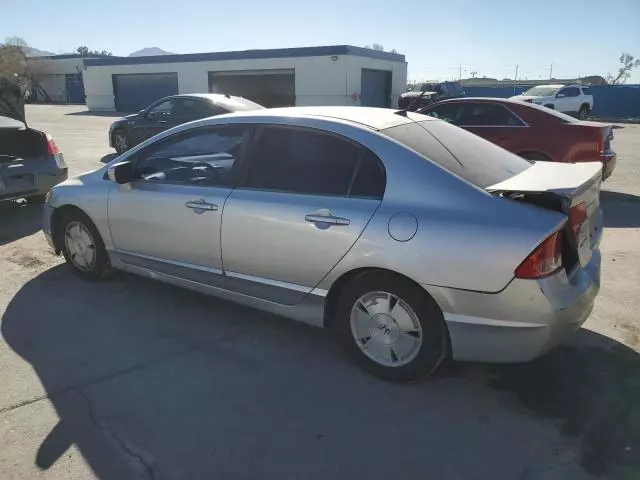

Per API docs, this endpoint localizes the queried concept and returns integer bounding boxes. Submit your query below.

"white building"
[83,45,407,112]
[26,55,88,104]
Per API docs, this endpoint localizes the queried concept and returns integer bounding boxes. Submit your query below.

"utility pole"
[549,63,553,80]
[513,64,519,95]
[459,64,462,80]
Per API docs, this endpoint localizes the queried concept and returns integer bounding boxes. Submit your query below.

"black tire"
[519,152,552,163]
[578,104,590,120]
[335,271,448,382]
[58,209,111,281]
[112,129,130,154]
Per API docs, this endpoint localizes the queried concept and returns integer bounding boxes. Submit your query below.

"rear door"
[221,125,385,305]
[554,87,580,113]
[457,102,528,153]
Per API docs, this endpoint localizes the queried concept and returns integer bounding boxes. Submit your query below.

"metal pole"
[550,63,553,80]
[513,65,519,95]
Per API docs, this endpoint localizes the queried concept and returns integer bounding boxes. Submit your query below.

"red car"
[419,97,616,180]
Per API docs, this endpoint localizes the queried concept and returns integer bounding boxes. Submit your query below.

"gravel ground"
[0,105,638,480]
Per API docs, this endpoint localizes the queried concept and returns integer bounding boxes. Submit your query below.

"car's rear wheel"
[113,130,130,154]
[335,272,448,382]
[59,210,111,280]
[578,104,590,120]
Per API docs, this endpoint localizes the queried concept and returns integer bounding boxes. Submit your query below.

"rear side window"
[382,120,531,188]
[458,103,524,126]
[245,126,385,198]
[562,87,580,97]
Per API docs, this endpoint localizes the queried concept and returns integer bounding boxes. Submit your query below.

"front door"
[132,97,179,145]
[108,124,253,285]
[221,125,385,305]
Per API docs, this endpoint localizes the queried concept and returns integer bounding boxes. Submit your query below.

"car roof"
[223,106,435,130]
[166,93,264,110]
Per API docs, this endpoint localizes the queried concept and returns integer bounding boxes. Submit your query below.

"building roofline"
[29,54,125,60]
[84,45,405,67]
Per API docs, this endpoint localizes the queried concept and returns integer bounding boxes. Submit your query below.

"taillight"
[569,202,588,245]
[46,135,60,155]
[515,231,563,279]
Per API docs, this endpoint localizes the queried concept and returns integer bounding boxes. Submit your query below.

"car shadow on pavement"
[0,200,43,246]
[601,191,640,228]
[100,153,119,164]
[2,265,638,479]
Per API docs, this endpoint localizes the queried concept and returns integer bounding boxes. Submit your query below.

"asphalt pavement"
[0,105,638,480]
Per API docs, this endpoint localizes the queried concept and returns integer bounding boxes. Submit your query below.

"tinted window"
[560,87,580,97]
[246,127,382,197]
[350,150,386,199]
[382,120,531,188]
[458,103,524,126]
[171,98,220,119]
[147,99,174,116]
[421,103,465,124]
[134,126,250,186]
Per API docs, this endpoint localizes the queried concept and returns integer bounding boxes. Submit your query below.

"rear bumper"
[0,167,67,202]
[601,151,617,180]
[423,249,601,363]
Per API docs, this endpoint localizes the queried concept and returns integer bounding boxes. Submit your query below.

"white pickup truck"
[511,84,593,119]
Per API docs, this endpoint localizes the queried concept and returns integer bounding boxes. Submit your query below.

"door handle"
[305,213,350,226]
[185,199,218,212]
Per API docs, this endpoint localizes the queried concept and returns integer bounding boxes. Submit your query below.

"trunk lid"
[487,161,603,269]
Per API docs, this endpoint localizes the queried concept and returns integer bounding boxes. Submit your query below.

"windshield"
[522,86,561,97]
[382,119,531,188]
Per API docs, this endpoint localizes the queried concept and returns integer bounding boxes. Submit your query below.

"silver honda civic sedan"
[42,107,602,381]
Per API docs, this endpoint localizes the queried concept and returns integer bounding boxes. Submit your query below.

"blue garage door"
[361,69,392,108]
[65,73,85,104]
[113,73,178,112]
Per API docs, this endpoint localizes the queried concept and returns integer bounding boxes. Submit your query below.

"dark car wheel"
[113,130,130,154]
[578,104,590,120]
[58,209,111,281]
[335,271,449,382]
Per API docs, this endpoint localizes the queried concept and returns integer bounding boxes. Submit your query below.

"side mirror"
[108,161,134,184]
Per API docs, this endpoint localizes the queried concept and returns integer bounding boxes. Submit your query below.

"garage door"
[209,70,295,108]
[113,73,178,112]
[361,69,392,108]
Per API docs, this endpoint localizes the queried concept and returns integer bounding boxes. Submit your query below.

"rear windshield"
[382,119,532,188]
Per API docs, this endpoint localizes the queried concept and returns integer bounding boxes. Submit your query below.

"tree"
[365,44,399,53]
[76,46,112,57]
[0,36,53,109]
[606,53,640,85]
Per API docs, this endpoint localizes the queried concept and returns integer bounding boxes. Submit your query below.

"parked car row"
[43,106,604,382]
[419,97,616,179]
[513,84,593,119]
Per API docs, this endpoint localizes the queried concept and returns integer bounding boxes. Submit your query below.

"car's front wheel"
[578,104,590,120]
[59,210,111,280]
[335,272,448,382]
[113,129,130,154]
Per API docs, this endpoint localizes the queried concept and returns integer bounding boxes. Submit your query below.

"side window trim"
[236,124,386,199]
[127,124,256,188]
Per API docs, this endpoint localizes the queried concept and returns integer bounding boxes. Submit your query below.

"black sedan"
[109,93,264,154]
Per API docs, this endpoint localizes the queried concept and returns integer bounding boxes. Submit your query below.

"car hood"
[111,112,142,126]
[512,95,546,101]
[400,91,438,98]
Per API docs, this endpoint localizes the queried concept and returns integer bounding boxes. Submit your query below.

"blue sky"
[4,0,640,82]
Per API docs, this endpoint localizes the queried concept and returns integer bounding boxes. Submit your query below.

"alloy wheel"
[64,221,96,271]
[350,291,423,367]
